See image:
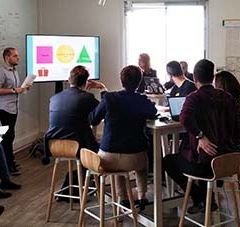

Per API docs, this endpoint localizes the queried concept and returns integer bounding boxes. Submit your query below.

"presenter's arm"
[0,87,25,95]
[0,71,25,94]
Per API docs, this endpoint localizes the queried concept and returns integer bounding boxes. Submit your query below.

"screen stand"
[55,81,63,94]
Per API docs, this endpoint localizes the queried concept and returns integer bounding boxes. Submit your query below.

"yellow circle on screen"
[56,45,75,63]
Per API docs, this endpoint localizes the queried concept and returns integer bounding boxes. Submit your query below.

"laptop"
[168,96,186,121]
[144,77,164,94]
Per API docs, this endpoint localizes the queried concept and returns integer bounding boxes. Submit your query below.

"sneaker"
[0,189,11,199]
[0,206,4,215]
[187,203,203,214]
[10,168,21,176]
[120,200,130,209]
[0,181,21,190]
[200,202,218,213]
[135,199,149,211]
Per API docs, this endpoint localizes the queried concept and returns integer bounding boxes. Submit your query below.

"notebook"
[168,96,186,121]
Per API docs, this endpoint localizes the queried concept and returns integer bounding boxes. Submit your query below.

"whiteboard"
[225,27,240,81]
[0,0,38,77]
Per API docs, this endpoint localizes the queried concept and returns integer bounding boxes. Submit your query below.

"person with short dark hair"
[45,65,106,156]
[137,53,157,93]
[166,60,196,97]
[89,65,157,210]
[163,59,238,214]
[0,47,30,175]
[214,70,240,146]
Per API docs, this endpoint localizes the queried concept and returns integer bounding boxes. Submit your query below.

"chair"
[79,148,138,227]
[46,139,83,223]
[179,152,240,227]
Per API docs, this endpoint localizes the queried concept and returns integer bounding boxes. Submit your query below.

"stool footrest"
[184,211,236,227]
[54,185,97,199]
[84,202,133,222]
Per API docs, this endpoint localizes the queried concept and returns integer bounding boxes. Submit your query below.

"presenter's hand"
[197,136,217,156]
[25,84,33,90]
[86,80,107,90]
[15,87,25,94]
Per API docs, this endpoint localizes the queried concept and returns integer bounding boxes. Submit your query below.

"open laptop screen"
[168,96,186,121]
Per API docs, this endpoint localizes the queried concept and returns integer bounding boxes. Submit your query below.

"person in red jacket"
[163,59,238,214]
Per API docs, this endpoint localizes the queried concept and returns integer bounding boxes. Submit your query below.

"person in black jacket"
[44,65,105,202]
[167,61,196,97]
[45,65,105,157]
[89,65,157,210]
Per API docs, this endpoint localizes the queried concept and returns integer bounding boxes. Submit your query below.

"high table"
[143,119,185,227]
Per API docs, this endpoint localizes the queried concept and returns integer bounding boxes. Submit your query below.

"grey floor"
[0,150,238,227]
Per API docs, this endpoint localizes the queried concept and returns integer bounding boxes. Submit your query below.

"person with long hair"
[215,70,240,146]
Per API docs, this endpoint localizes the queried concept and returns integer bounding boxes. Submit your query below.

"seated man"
[137,53,157,93]
[89,65,157,210]
[166,61,196,97]
[44,65,105,201]
[163,59,238,213]
[45,65,105,156]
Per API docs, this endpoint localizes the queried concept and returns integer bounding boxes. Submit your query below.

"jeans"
[163,153,213,205]
[0,110,17,170]
[0,144,10,181]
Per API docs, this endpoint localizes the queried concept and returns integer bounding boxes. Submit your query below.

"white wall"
[38,0,125,131]
[208,0,240,68]
[0,0,40,150]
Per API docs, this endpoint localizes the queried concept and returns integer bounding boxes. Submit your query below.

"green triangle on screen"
[77,46,92,63]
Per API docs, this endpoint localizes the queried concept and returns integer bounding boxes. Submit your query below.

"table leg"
[171,133,180,197]
[153,128,163,227]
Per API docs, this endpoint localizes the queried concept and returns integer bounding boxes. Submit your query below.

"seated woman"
[214,71,240,146]
[89,65,157,210]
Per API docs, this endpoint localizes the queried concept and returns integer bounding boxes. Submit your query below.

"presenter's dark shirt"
[180,85,238,164]
[137,68,157,93]
[45,87,99,152]
[170,79,196,97]
[89,90,157,154]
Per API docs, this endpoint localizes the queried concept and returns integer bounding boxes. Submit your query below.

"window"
[126,3,205,83]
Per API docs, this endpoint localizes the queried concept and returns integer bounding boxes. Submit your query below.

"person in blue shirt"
[89,65,157,210]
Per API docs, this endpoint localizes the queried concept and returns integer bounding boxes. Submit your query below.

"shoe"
[135,199,149,211]
[0,206,4,215]
[13,160,21,169]
[200,202,218,213]
[10,168,21,176]
[0,181,21,190]
[187,203,203,214]
[0,189,11,199]
[120,200,130,209]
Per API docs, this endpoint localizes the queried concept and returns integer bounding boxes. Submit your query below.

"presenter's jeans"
[98,150,148,200]
[0,110,17,170]
[0,144,10,181]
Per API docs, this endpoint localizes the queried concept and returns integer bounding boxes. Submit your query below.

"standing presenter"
[0,47,29,175]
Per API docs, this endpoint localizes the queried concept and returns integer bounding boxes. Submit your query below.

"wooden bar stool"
[46,139,83,223]
[79,148,138,227]
[179,152,240,227]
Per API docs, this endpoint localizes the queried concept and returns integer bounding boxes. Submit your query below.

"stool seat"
[46,139,83,224]
[79,148,139,227]
[179,152,240,227]
[48,139,79,158]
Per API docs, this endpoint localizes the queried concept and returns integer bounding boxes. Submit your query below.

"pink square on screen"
[37,46,53,64]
